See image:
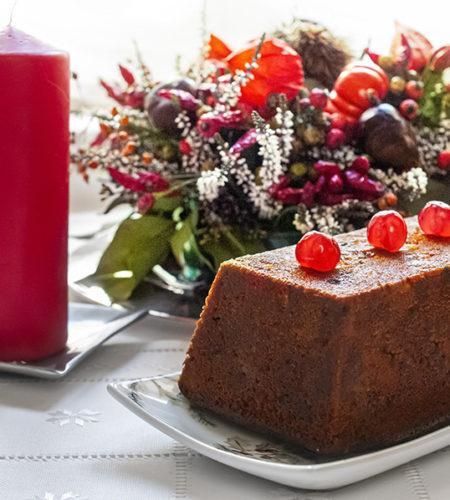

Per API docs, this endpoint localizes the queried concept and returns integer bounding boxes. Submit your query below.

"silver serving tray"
[0,303,147,379]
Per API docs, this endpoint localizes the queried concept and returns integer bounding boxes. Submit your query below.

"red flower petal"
[107,167,146,192]
[390,22,433,71]
[430,45,450,71]
[119,64,135,86]
[100,79,127,105]
[207,34,232,60]
[226,38,304,108]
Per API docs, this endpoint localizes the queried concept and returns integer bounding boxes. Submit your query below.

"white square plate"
[108,373,450,490]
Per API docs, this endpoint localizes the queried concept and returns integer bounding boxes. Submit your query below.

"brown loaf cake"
[179,217,450,456]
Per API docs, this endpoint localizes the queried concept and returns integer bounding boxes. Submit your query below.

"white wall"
[2,0,448,110]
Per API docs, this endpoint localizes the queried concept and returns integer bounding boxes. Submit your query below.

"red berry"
[179,139,192,155]
[309,88,328,110]
[399,99,418,120]
[418,201,450,237]
[438,150,450,171]
[330,113,346,130]
[406,80,424,100]
[295,231,340,272]
[326,128,346,149]
[351,156,370,174]
[367,211,407,252]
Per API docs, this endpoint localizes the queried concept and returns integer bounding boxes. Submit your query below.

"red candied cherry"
[295,231,340,272]
[438,150,450,171]
[326,128,346,149]
[418,201,450,237]
[399,99,418,120]
[309,88,328,110]
[406,80,424,100]
[367,210,407,252]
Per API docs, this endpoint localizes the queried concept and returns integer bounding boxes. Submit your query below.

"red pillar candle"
[0,26,70,361]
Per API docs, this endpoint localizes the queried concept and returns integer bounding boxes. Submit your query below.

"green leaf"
[200,227,266,270]
[170,205,213,277]
[419,69,446,126]
[152,195,182,213]
[92,213,175,301]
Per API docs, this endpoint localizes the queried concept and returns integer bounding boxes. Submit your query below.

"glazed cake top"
[229,217,450,299]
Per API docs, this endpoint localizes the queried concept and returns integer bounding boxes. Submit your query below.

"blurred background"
[2,0,447,106]
[1,0,447,213]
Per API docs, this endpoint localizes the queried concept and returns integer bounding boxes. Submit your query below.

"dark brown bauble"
[359,103,419,172]
[272,19,352,89]
[145,78,197,136]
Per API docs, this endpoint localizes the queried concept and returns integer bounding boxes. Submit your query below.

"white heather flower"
[197,168,227,202]
[215,61,259,111]
[181,128,215,173]
[294,200,376,235]
[370,167,428,201]
[275,106,294,165]
[175,110,191,138]
[248,187,282,219]
[406,167,428,194]
[257,124,284,189]
[293,210,314,233]
[229,157,254,193]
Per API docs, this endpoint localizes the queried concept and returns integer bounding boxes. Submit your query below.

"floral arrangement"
[72,20,450,302]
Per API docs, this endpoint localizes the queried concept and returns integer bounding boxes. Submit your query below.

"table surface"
[2,216,450,499]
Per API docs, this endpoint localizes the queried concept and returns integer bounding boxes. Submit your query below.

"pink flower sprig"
[107,167,170,213]
[197,110,245,138]
[229,128,259,155]
[99,64,146,109]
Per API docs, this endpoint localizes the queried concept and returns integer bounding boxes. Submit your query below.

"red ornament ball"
[367,210,407,252]
[418,201,450,237]
[326,128,346,149]
[295,231,341,272]
[399,99,418,120]
[309,88,328,110]
[437,150,450,171]
[405,80,424,99]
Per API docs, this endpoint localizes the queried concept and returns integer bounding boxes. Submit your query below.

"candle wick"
[8,0,18,26]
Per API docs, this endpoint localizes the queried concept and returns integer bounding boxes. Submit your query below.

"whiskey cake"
[179,217,450,456]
